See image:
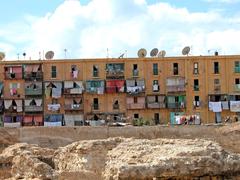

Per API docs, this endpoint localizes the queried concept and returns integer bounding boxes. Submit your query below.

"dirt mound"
[218,122,240,135]
[1,138,240,180]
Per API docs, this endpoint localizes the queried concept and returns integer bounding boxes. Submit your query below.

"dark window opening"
[93,65,99,77]
[235,78,240,84]
[134,114,139,119]
[93,98,99,110]
[214,62,219,74]
[173,63,178,75]
[155,95,159,103]
[154,113,160,125]
[194,79,199,91]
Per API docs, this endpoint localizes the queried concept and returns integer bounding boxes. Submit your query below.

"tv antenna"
[150,48,159,57]
[158,50,166,58]
[182,46,190,56]
[137,48,147,58]
[64,49,67,58]
[0,52,5,61]
[118,53,124,58]
[45,51,54,60]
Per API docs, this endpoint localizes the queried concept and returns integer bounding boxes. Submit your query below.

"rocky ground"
[0,123,240,180]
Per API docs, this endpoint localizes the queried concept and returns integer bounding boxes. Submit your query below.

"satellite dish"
[158,50,166,58]
[45,51,54,60]
[137,48,147,58]
[182,46,190,56]
[0,52,5,60]
[150,48,159,57]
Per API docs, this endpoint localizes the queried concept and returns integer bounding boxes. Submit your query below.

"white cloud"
[0,0,240,60]
[204,0,240,3]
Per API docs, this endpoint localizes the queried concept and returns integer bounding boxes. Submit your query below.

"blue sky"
[0,0,240,60]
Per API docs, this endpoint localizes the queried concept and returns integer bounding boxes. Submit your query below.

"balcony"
[106,80,125,93]
[86,80,105,94]
[25,88,42,96]
[127,103,145,109]
[167,102,186,109]
[166,77,186,93]
[64,104,83,111]
[4,66,23,80]
[24,72,43,81]
[147,96,166,109]
[25,106,43,112]
[126,79,145,95]
[106,63,124,79]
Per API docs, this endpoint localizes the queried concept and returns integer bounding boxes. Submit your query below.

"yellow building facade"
[0,54,240,127]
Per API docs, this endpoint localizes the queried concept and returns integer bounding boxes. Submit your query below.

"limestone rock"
[103,138,240,179]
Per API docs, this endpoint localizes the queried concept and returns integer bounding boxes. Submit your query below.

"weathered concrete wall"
[1,123,240,153]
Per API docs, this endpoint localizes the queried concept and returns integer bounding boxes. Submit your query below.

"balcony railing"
[167,102,185,109]
[147,102,166,109]
[106,70,124,79]
[127,103,145,109]
[24,72,43,81]
[5,73,22,80]
[166,85,185,93]
[25,88,42,96]
[25,106,43,112]
[64,88,83,95]
[4,106,23,113]
[64,104,83,111]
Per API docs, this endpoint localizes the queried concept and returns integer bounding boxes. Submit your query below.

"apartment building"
[0,54,240,127]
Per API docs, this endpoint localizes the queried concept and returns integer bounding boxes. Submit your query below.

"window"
[155,95,159,103]
[194,79,199,91]
[134,97,138,104]
[153,63,158,75]
[235,78,240,85]
[173,63,178,75]
[153,80,159,92]
[133,64,138,76]
[193,62,199,74]
[194,96,200,107]
[154,113,160,125]
[93,65,99,77]
[113,100,119,110]
[235,61,240,73]
[71,65,78,78]
[214,62,219,74]
[93,98,99,110]
[134,114,139,119]
[51,66,57,78]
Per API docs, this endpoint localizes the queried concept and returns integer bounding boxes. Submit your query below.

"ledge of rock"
[0,138,240,180]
